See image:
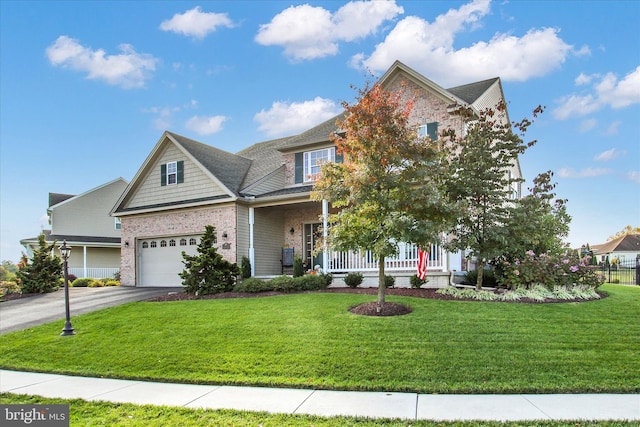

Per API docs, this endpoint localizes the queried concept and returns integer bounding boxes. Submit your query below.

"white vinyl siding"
[50,179,128,238]
[253,208,284,276]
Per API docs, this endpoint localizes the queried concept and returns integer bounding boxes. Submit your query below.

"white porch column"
[322,199,329,273]
[83,245,87,278]
[249,207,255,277]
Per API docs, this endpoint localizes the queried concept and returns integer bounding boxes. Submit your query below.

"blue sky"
[1,0,638,263]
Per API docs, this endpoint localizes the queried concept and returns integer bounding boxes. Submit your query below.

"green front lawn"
[0,284,638,394]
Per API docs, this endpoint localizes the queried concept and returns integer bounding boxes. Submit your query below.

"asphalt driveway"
[0,286,183,335]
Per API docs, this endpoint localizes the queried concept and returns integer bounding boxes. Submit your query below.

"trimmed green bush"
[293,274,329,291]
[463,268,498,288]
[104,280,120,287]
[293,256,305,277]
[384,275,395,288]
[240,256,251,279]
[0,281,20,297]
[344,272,364,288]
[71,277,92,287]
[409,274,427,288]
[270,275,296,291]
[88,279,105,287]
[234,277,269,293]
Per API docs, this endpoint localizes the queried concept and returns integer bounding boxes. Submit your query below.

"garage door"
[138,235,201,287]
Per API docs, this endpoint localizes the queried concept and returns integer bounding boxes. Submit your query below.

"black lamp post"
[59,240,75,336]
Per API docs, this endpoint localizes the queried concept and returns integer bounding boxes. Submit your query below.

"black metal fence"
[597,258,639,285]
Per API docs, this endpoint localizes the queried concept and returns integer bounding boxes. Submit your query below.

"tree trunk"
[377,254,386,311]
[476,259,484,290]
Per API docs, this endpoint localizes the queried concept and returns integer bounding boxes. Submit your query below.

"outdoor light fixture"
[124,241,129,247]
[222,232,228,239]
[59,240,75,336]
[289,227,295,235]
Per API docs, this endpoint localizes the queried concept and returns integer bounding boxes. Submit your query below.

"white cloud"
[594,148,626,162]
[353,0,573,86]
[143,101,200,131]
[160,6,234,39]
[553,66,640,119]
[557,167,611,178]
[575,72,595,86]
[627,171,640,184]
[605,120,622,136]
[254,97,341,137]
[255,1,403,61]
[578,118,597,133]
[552,94,599,120]
[46,36,157,89]
[185,115,227,135]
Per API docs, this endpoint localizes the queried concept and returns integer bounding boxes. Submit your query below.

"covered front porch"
[247,199,460,282]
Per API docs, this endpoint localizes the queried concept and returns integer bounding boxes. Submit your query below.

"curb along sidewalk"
[2,370,639,422]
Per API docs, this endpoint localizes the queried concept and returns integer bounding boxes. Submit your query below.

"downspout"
[322,199,329,273]
[249,207,255,277]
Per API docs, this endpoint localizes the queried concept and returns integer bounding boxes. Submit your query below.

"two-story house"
[111,61,520,287]
[21,178,128,279]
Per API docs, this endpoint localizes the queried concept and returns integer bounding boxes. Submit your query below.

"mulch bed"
[143,286,607,317]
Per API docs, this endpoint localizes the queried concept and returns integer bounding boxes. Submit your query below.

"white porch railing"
[69,268,119,279]
[327,242,446,273]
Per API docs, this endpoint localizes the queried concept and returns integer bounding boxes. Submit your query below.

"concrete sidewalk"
[1,370,638,422]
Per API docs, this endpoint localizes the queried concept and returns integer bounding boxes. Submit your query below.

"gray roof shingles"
[169,131,252,195]
[447,77,499,104]
[166,73,497,199]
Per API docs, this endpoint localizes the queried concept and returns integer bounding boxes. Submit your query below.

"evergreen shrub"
[71,278,92,287]
[344,272,364,288]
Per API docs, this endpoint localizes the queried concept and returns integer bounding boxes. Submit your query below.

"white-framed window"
[114,218,121,230]
[166,161,177,185]
[417,122,438,141]
[304,147,335,182]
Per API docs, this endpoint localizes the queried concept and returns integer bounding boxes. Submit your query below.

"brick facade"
[120,205,237,286]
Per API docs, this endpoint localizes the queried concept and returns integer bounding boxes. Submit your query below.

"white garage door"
[138,235,201,287]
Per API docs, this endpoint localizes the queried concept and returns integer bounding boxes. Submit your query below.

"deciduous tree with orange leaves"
[312,82,458,310]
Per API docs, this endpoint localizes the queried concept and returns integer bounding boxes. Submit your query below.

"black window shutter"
[177,160,184,184]
[427,122,438,141]
[160,163,167,186]
[294,152,303,184]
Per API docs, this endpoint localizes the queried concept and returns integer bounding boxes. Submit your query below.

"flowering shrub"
[499,250,604,290]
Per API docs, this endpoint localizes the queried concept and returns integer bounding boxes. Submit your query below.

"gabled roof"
[447,77,501,104]
[592,234,640,254]
[48,178,128,211]
[276,113,345,153]
[168,132,252,195]
[112,131,252,215]
[49,193,75,207]
[237,136,292,190]
[378,60,473,111]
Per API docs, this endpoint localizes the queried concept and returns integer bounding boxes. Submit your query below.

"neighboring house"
[590,234,640,265]
[21,178,128,279]
[112,61,520,287]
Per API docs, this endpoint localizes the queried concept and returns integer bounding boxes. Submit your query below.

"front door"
[304,223,323,271]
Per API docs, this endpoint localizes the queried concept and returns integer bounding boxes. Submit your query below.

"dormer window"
[160,161,184,186]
